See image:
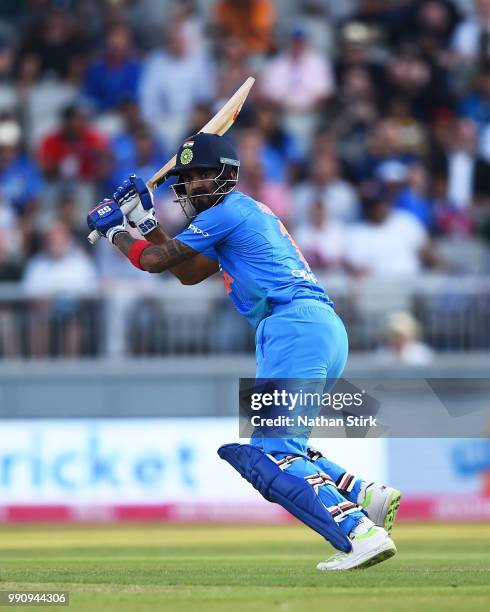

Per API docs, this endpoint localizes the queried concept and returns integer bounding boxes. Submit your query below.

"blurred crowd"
[0,0,490,356]
[1,0,490,280]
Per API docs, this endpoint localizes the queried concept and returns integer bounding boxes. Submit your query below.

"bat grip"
[87,199,138,245]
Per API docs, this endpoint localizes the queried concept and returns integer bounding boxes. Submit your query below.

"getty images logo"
[188,224,210,238]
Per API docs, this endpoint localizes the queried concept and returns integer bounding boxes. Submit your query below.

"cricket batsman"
[87,133,401,570]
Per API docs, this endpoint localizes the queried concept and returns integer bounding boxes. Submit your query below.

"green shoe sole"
[383,490,402,535]
[353,545,397,570]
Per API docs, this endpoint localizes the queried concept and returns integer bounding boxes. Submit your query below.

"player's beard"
[190,192,219,213]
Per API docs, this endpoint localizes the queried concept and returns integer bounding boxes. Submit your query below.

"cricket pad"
[218,443,352,552]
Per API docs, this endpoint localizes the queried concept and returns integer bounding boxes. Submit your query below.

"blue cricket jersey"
[176,191,333,327]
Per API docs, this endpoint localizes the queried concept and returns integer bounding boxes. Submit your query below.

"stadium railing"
[0,274,488,359]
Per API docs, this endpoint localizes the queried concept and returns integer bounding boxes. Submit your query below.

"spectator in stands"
[406,0,460,83]
[352,0,406,26]
[39,190,91,240]
[394,162,437,232]
[17,9,87,83]
[37,103,108,182]
[23,222,96,293]
[293,149,359,228]
[357,118,419,183]
[22,221,97,357]
[185,103,214,139]
[139,22,215,132]
[254,100,303,183]
[0,227,22,282]
[330,66,379,168]
[311,128,340,159]
[377,311,434,365]
[215,35,255,103]
[0,36,14,83]
[110,97,145,169]
[213,0,276,55]
[406,0,460,52]
[316,0,358,24]
[387,1,458,115]
[170,0,207,55]
[430,116,490,210]
[432,172,476,236]
[451,0,490,68]
[375,159,409,207]
[459,65,490,125]
[344,190,443,277]
[109,122,167,189]
[334,21,387,97]
[238,159,292,223]
[260,25,335,113]
[237,127,280,184]
[294,199,346,271]
[291,0,336,57]
[384,42,452,121]
[0,119,43,218]
[0,173,22,251]
[83,23,141,113]
[458,66,490,160]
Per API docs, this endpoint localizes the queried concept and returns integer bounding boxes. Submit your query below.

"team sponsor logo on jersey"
[292,268,318,283]
[180,148,193,164]
[188,223,210,237]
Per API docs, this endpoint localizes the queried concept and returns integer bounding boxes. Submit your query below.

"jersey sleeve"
[200,246,218,260]
[175,201,245,254]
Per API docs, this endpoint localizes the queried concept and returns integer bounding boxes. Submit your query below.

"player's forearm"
[145,225,209,282]
[114,232,194,273]
[146,225,169,246]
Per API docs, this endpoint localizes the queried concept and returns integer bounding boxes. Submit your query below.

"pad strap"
[305,472,335,494]
[336,472,356,494]
[267,454,302,471]
[128,240,152,270]
[327,500,361,523]
[306,448,324,462]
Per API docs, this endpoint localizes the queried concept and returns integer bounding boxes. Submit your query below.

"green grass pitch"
[0,523,489,611]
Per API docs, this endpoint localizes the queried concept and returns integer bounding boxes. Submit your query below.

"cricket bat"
[88,76,255,244]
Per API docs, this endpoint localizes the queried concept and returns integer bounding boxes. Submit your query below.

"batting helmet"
[168,133,240,218]
[168,133,240,176]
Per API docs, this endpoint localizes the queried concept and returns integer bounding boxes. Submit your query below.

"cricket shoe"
[316,518,396,571]
[358,482,401,535]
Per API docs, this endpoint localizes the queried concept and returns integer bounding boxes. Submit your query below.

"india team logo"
[180,148,193,164]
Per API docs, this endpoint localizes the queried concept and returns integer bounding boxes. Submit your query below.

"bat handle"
[87,199,139,245]
[87,228,100,244]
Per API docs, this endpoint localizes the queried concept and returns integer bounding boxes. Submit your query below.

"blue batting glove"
[113,174,158,236]
[114,174,153,210]
[87,199,126,244]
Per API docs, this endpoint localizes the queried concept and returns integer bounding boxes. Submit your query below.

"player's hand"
[114,174,158,237]
[87,199,127,244]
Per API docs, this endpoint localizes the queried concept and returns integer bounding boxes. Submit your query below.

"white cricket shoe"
[358,483,401,535]
[316,518,396,571]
